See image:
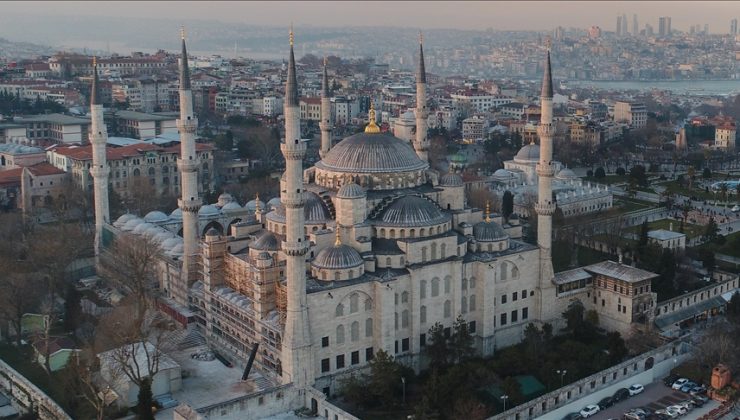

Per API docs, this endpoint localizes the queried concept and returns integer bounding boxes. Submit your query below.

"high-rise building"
[632,14,639,36]
[645,23,654,37]
[704,24,709,35]
[622,13,629,37]
[732,18,738,35]
[616,15,623,36]
[659,16,672,37]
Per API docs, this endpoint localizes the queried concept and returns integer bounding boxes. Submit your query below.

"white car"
[672,378,689,390]
[628,383,645,396]
[580,404,601,418]
[667,404,688,415]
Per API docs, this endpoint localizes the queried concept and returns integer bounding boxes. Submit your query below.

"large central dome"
[315,132,428,174]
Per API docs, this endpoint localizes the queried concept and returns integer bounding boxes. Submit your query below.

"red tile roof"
[27,162,66,176]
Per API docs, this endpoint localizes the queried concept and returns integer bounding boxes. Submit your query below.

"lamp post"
[556,369,567,388]
[401,376,406,405]
[501,394,509,412]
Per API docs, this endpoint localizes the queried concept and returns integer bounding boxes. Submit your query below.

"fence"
[0,358,72,420]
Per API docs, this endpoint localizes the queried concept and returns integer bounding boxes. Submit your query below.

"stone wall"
[0,358,72,420]
[655,271,738,320]
[489,339,691,420]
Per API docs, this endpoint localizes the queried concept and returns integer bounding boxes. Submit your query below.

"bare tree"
[468,188,498,212]
[0,270,42,345]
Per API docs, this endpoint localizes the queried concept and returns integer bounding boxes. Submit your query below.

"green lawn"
[694,231,740,258]
[660,180,717,201]
[626,218,704,239]
[614,198,654,213]
[584,175,627,185]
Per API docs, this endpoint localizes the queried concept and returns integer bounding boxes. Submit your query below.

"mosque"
[92,30,658,418]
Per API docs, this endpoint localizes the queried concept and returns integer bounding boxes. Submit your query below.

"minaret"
[319,57,333,159]
[89,57,110,257]
[280,28,314,389]
[414,31,429,162]
[177,27,202,307]
[535,41,556,289]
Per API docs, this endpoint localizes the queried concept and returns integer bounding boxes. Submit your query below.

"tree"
[426,322,449,370]
[523,323,543,361]
[702,167,712,179]
[697,248,715,273]
[727,292,740,325]
[594,167,606,178]
[562,302,585,334]
[367,349,402,408]
[502,191,514,221]
[629,165,648,187]
[0,271,42,345]
[137,378,155,419]
[63,282,82,334]
[704,217,719,242]
[340,375,371,409]
[616,167,626,176]
[452,397,487,420]
[606,331,628,364]
[687,166,696,190]
[501,376,523,407]
[450,315,474,363]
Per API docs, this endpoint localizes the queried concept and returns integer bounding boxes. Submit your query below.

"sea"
[567,80,740,96]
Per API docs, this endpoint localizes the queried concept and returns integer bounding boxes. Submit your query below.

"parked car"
[629,384,645,396]
[671,378,689,390]
[613,387,631,402]
[597,396,615,409]
[655,408,680,418]
[561,413,583,420]
[689,384,707,395]
[676,400,694,410]
[691,395,709,407]
[663,374,680,387]
[679,381,697,393]
[623,412,643,420]
[666,405,688,415]
[580,405,600,418]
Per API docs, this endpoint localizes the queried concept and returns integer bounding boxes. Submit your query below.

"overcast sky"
[3,1,738,32]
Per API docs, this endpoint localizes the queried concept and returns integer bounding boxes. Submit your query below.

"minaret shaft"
[536,50,556,281]
[319,61,332,159]
[177,33,201,307]
[90,60,109,256]
[414,38,429,162]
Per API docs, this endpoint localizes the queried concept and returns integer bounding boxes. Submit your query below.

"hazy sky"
[3,1,738,32]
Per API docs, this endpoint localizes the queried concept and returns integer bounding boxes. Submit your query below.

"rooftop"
[583,260,658,283]
[17,113,90,125]
[648,229,686,241]
[113,110,178,122]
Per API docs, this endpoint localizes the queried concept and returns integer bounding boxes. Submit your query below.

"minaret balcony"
[178,158,200,173]
[179,197,203,213]
[537,123,555,136]
[282,241,309,257]
[177,119,198,133]
[534,202,556,216]
[90,166,109,178]
[282,194,306,208]
[536,164,556,177]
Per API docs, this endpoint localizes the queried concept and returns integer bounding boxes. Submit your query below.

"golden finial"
[323,55,328,67]
[335,228,342,246]
[364,101,380,133]
[289,23,294,46]
[180,26,185,40]
[255,193,261,213]
[485,201,491,223]
[92,56,97,66]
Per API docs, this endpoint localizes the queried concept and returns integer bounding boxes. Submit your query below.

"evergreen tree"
[450,315,474,363]
[137,377,155,420]
[63,283,82,333]
[594,167,606,178]
[704,217,719,242]
[426,322,449,370]
[502,191,514,221]
[368,349,402,408]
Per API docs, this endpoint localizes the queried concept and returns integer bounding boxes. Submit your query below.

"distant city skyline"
[1,1,738,33]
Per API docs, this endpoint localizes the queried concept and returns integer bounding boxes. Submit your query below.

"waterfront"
[568,80,740,96]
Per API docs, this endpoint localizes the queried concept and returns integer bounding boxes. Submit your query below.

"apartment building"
[613,101,647,129]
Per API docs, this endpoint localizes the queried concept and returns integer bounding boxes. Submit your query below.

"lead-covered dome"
[316,131,428,174]
[473,220,508,242]
[556,168,578,180]
[439,173,464,187]
[199,204,221,218]
[270,192,331,223]
[312,244,363,270]
[376,195,449,227]
[515,142,540,162]
[144,211,169,223]
[221,201,243,213]
[337,183,366,199]
[114,213,136,228]
[251,231,280,251]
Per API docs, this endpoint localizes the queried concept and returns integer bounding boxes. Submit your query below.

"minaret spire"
[90,56,110,258]
[541,39,553,99]
[319,55,333,158]
[414,32,429,162]
[176,27,202,307]
[280,27,314,391]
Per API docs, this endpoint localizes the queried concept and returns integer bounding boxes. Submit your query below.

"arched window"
[351,321,359,342]
[420,280,427,299]
[350,293,358,313]
[133,168,141,177]
[512,266,519,279]
[335,303,344,317]
[431,243,437,260]
[461,296,468,313]
[470,294,476,312]
[420,306,427,324]
[336,325,345,344]
[444,300,451,318]
[462,278,468,290]
[500,262,508,281]
[390,229,396,238]
[470,277,476,289]
[401,291,409,303]
[431,278,440,297]
[410,229,415,237]
[365,318,373,337]
[421,247,427,262]
[386,257,391,267]
[335,271,340,281]
[364,298,372,311]
[401,310,409,328]
[444,277,451,294]
[441,243,447,259]
[148,167,155,176]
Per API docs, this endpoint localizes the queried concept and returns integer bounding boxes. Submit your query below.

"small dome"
[221,201,243,213]
[556,168,578,180]
[257,251,272,260]
[515,143,540,162]
[170,208,183,220]
[217,193,234,206]
[473,220,508,242]
[245,199,266,212]
[154,231,175,243]
[312,244,363,270]
[337,183,366,199]
[205,227,220,237]
[144,211,169,223]
[439,173,463,187]
[161,237,181,250]
[376,195,449,227]
[121,218,144,231]
[251,231,280,251]
[267,197,281,210]
[133,222,154,234]
[493,169,513,180]
[144,225,165,237]
[114,213,136,227]
[198,204,221,218]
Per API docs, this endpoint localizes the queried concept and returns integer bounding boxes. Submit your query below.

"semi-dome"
[315,131,428,174]
[133,222,155,234]
[251,231,280,251]
[221,201,243,213]
[267,197,281,210]
[114,213,136,227]
[337,182,366,199]
[515,142,540,162]
[376,195,449,227]
[170,208,183,220]
[312,244,363,270]
[271,192,331,223]
[473,220,508,242]
[144,211,169,223]
[245,199,266,212]
[121,218,144,231]
[556,168,578,180]
[198,204,221,218]
[205,227,221,237]
[439,173,464,187]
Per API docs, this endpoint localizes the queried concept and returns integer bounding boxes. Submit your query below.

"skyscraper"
[732,18,738,36]
[622,13,629,37]
[659,16,672,37]
[616,15,623,36]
